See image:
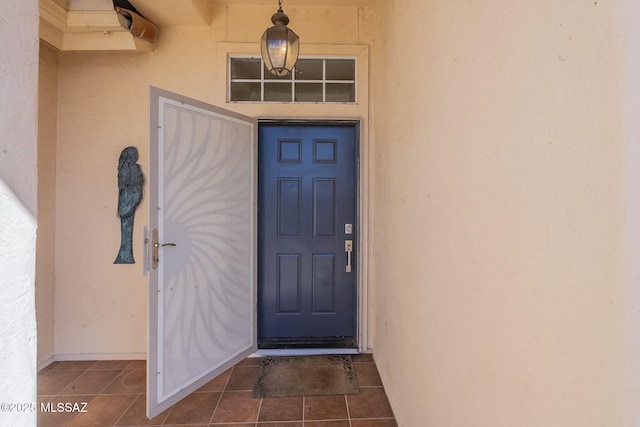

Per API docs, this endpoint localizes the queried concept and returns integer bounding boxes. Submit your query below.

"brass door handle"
[152,229,176,270]
[154,243,176,248]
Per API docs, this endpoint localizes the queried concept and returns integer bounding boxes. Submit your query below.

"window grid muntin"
[229,56,356,104]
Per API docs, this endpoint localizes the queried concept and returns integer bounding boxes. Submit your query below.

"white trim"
[37,356,57,372]
[357,117,370,353]
[216,43,369,112]
[229,56,357,104]
[51,352,146,362]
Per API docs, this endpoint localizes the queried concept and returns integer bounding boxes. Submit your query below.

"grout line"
[98,369,125,395]
[111,391,140,426]
[222,366,234,391]
[354,417,397,419]
[345,394,353,427]
[208,369,232,425]
[46,365,95,427]
[256,397,263,425]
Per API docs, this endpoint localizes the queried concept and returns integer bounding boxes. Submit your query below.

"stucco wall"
[0,1,39,425]
[371,0,640,425]
[37,41,59,368]
[55,27,218,359]
[53,2,374,358]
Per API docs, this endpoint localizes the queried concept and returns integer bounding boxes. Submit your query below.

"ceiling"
[47,0,377,27]
[40,0,214,51]
[40,0,375,51]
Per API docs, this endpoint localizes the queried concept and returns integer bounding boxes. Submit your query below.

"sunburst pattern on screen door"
[155,99,254,401]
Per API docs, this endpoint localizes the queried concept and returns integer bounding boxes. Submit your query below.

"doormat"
[252,355,360,398]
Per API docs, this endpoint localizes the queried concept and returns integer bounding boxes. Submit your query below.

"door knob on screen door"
[152,228,176,270]
[345,239,353,273]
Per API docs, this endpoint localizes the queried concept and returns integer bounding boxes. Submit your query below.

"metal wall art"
[114,146,144,264]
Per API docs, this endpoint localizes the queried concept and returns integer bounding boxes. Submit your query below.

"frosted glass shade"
[261,12,299,77]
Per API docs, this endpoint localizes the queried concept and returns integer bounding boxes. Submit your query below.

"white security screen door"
[147,87,257,418]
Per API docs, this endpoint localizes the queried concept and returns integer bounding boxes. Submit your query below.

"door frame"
[215,42,371,353]
[256,118,367,352]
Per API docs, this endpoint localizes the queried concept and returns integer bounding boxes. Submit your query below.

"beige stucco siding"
[372,0,640,425]
[0,1,38,425]
[37,41,59,368]
[54,27,218,358]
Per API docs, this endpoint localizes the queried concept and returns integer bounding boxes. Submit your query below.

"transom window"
[229,57,356,103]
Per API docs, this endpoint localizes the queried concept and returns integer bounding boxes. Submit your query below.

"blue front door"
[258,123,357,347]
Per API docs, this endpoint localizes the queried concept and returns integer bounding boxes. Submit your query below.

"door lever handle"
[154,242,176,248]
[152,229,176,270]
[345,240,353,273]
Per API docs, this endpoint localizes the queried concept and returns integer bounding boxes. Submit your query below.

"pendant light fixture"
[261,0,299,77]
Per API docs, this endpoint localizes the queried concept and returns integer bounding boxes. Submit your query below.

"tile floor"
[37,354,397,426]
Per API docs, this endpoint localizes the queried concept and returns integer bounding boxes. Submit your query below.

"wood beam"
[66,10,123,33]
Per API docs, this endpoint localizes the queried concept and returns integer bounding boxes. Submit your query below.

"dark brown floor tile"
[350,419,398,427]
[304,421,350,427]
[90,360,132,370]
[38,395,55,405]
[48,394,96,407]
[347,388,394,419]
[256,423,303,427]
[163,391,221,425]
[351,354,374,362]
[38,395,96,427]
[66,394,137,427]
[115,394,170,426]
[38,408,81,427]
[211,391,260,423]
[258,397,303,421]
[38,412,79,427]
[235,357,262,367]
[353,363,383,387]
[304,395,348,421]
[38,370,84,395]
[163,425,208,427]
[49,361,96,371]
[197,368,232,392]
[36,357,395,427]
[60,369,121,395]
[125,360,146,370]
[103,368,146,394]
[207,424,254,427]
[162,424,208,427]
[226,366,259,391]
